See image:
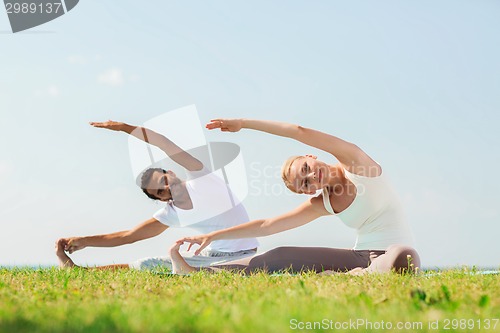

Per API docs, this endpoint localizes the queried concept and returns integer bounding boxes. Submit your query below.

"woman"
[176,118,420,274]
[56,120,258,270]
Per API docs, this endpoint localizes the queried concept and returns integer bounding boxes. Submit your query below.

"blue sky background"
[0,0,499,268]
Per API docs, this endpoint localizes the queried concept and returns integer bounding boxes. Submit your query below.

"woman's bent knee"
[387,245,421,273]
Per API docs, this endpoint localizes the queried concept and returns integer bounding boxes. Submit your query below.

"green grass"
[0,268,499,332]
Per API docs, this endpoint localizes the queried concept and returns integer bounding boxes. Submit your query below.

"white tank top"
[322,168,414,250]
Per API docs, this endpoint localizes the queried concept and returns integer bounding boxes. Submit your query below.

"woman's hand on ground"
[178,234,214,255]
[90,120,127,132]
[206,119,242,132]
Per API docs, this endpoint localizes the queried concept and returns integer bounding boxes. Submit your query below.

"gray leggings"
[212,244,420,274]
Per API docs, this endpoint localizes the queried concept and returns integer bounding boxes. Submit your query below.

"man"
[56,120,258,270]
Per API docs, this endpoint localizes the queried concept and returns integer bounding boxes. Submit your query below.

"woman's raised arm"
[90,120,203,171]
[207,118,380,175]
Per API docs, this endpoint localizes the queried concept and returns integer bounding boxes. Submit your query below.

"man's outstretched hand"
[90,120,127,132]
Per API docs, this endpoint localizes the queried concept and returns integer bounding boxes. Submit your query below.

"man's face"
[145,170,179,201]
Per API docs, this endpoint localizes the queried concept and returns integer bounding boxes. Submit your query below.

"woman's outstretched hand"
[57,237,86,254]
[90,120,127,132]
[206,119,243,132]
[178,234,215,255]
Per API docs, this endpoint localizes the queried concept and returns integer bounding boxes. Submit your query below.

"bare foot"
[169,241,196,275]
[55,239,76,268]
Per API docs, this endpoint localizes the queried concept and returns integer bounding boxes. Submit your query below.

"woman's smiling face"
[287,156,330,194]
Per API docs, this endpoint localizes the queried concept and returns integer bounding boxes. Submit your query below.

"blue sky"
[0,0,499,268]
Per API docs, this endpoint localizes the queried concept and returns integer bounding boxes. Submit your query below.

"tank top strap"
[322,188,335,215]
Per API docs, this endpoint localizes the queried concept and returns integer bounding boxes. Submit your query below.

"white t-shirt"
[322,168,414,250]
[153,167,259,252]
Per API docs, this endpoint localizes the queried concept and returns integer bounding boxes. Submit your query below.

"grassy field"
[0,268,498,333]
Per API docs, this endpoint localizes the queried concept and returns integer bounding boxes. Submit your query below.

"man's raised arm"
[90,120,203,171]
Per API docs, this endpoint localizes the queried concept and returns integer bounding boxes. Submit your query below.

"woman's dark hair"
[140,168,167,200]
